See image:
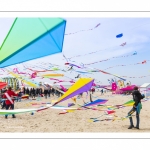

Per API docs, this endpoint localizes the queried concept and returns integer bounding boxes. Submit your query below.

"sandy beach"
[0,91,150,133]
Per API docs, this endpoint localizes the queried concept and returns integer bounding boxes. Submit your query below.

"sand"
[0,92,150,132]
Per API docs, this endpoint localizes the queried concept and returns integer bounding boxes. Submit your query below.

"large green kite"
[0,17,66,68]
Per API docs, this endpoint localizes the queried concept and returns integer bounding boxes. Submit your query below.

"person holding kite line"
[2,86,18,119]
[128,86,145,129]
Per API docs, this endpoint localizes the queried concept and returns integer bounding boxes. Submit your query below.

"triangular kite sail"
[0,18,66,68]
[123,100,134,106]
[83,99,108,107]
[53,78,94,105]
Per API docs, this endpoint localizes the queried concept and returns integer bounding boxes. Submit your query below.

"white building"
[140,83,150,98]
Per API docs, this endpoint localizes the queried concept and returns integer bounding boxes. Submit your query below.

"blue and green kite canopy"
[0,17,66,68]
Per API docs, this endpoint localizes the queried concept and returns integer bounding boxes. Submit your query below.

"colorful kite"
[53,78,94,106]
[60,85,67,92]
[65,63,82,68]
[0,106,49,115]
[89,110,116,122]
[116,33,123,38]
[120,85,136,92]
[83,99,108,107]
[42,74,64,78]
[0,18,66,68]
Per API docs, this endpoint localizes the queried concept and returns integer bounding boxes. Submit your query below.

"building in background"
[140,83,150,98]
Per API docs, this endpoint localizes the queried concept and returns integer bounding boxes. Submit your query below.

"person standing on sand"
[32,88,36,99]
[128,86,145,129]
[2,87,18,119]
[29,88,33,97]
[26,87,29,95]
[47,86,51,98]
[23,87,26,94]
[101,89,104,95]
[44,88,48,99]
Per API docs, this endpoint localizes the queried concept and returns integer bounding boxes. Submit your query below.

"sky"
[0,17,150,86]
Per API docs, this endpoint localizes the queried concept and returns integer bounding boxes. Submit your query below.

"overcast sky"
[0,17,150,85]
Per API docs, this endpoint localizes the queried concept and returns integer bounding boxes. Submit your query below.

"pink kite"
[120,85,136,91]
[60,85,67,92]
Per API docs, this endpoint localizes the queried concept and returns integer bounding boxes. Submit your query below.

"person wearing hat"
[128,86,145,129]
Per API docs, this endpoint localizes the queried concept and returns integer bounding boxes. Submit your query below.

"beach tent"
[0,18,66,68]
[140,83,150,97]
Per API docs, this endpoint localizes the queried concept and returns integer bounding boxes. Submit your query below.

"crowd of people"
[22,86,63,99]
[0,85,64,111]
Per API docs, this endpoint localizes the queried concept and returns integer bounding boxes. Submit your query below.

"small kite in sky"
[116,33,123,38]
[133,51,137,55]
[75,74,81,78]
[67,66,74,71]
[95,23,101,28]
[142,60,146,64]
[120,42,126,46]
[30,72,37,78]
[65,63,81,68]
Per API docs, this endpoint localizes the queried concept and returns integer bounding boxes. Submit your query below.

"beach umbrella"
[0,82,7,90]
[0,18,66,68]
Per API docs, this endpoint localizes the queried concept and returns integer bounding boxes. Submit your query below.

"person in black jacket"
[32,88,36,99]
[29,88,33,97]
[26,88,29,95]
[44,88,48,99]
[36,88,40,97]
[128,86,145,129]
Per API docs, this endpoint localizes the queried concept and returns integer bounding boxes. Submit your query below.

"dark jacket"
[132,90,144,106]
